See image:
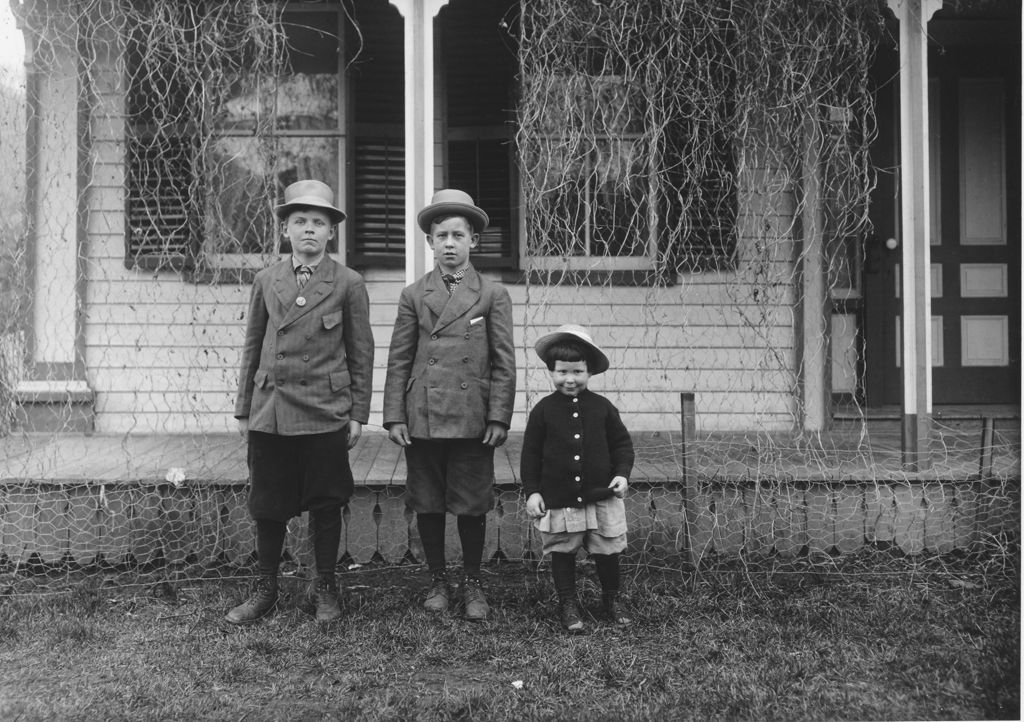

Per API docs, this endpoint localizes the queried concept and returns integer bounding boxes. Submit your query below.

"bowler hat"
[275,180,346,224]
[534,324,610,375]
[417,188,489,234]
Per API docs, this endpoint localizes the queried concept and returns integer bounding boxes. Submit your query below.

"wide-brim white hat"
[274,179,346,224]
[417,188,489,234]
[534,324,610,375]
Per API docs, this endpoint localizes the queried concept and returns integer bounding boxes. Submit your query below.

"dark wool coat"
[383,264,516,439]
[234,258,374,434]
[520,389,635,509]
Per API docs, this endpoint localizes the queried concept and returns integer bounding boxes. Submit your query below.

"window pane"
[217,9,339,132]
[206,136,339,254]
[590,139,648,256]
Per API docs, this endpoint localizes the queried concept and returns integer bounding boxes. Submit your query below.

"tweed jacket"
[234,257,374,435]
[520,389,634,509]
[383,264,516,439]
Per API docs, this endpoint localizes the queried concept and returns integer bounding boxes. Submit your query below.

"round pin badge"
[296,296,307,307]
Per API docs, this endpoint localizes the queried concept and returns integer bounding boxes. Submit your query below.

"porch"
[0,407,1019,570]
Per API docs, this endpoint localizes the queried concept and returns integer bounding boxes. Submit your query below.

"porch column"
[800,116,829,432]
[17,8,93,431]
[887,0,941,471]
[390,0,449,285]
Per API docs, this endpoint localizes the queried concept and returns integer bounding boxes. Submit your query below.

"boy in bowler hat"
[383,189,516,621]
[228,179,374,625]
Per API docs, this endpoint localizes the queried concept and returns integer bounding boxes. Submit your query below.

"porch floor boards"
[1,415,1018,485]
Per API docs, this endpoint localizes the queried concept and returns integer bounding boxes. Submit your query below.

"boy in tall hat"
[228,179,374,625]
[383,189,516,621]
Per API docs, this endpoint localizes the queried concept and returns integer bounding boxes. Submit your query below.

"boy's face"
[283,207,335,260]
[550,359,590,397]
[428,216,478,273]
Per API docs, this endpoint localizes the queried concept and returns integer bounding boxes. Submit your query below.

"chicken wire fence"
[0,0,1019,595]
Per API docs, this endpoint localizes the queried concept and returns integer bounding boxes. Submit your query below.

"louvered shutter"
[125,136,197,271]
[348,0,405,266]
[440,1,518,268]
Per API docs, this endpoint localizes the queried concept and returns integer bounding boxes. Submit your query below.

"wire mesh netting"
[0,0,1019,595]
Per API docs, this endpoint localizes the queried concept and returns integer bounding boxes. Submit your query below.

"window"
[520,45,737,277]
[126,4,344,272]
[525,75,654,271]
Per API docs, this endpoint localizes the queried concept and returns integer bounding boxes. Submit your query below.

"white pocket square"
[470,316,484,325]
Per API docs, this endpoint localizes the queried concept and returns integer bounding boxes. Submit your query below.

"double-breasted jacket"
[383,265,516,439]
[234,258,374,435]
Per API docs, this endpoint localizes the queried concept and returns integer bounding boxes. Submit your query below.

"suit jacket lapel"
[280,259,336,328]
[432,266,481,333]
[270,261,297,321]
[423,270,449,326]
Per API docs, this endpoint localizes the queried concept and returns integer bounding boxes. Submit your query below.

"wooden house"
[0,0,1018,569]
[7,0,1019,441]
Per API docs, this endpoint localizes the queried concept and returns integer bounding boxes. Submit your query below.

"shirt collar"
[292,254,324,270]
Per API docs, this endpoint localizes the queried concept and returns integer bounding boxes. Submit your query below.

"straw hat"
[417,189,489,234]
[274,180,346,224]
[534,324,610,375]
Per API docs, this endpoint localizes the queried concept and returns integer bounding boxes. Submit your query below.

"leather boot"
[225,575,278,625]
[559,598,584,633]
[424,573,450,612]
[602,592,631,625]
[315,576,342,623]
[462,576,489,621]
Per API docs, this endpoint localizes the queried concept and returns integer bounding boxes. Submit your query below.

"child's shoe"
[315,576,342,623]
[559,598,584,633]
[602,592,631,625]
[424,573,450,612]
[225,575,278,625]
[462,576,489,621]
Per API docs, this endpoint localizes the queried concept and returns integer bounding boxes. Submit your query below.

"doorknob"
[885,237,898,250]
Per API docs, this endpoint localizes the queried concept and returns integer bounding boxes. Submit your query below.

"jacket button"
[574,433,580,439]
[276,353,284,359]
[573,412,579,418]
[299,379,308,386]
[464,333,470,339]
[431,334,438,340]
[460,382,468,389]
[429,358,436,365]
[463,357,469,363]
[577,497,583,503]
[574,455,580,461]
[277,330,284,336]
[302,355,309,361]
[575,476,581,482]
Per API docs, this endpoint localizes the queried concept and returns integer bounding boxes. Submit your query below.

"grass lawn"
[0,560,1018,721]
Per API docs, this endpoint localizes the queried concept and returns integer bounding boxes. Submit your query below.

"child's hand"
[609,476,628,498]
[237,418,248,438]
[526,493,546,519]
[388,423,412,447]
[482,422,508,447]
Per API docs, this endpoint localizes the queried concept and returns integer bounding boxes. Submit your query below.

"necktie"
[442,274,457,294]
[296,265,313,289]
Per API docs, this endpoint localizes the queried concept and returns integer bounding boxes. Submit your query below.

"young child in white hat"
[521,324,635,632]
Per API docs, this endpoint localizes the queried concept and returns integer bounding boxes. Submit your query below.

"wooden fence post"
[679,392,696,567]
[978,417,994,480]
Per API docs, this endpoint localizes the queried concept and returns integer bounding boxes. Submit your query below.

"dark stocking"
[311,506,342,577]
[255,519,286,577]
[457,514,486,579]
[417,513,447,576]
